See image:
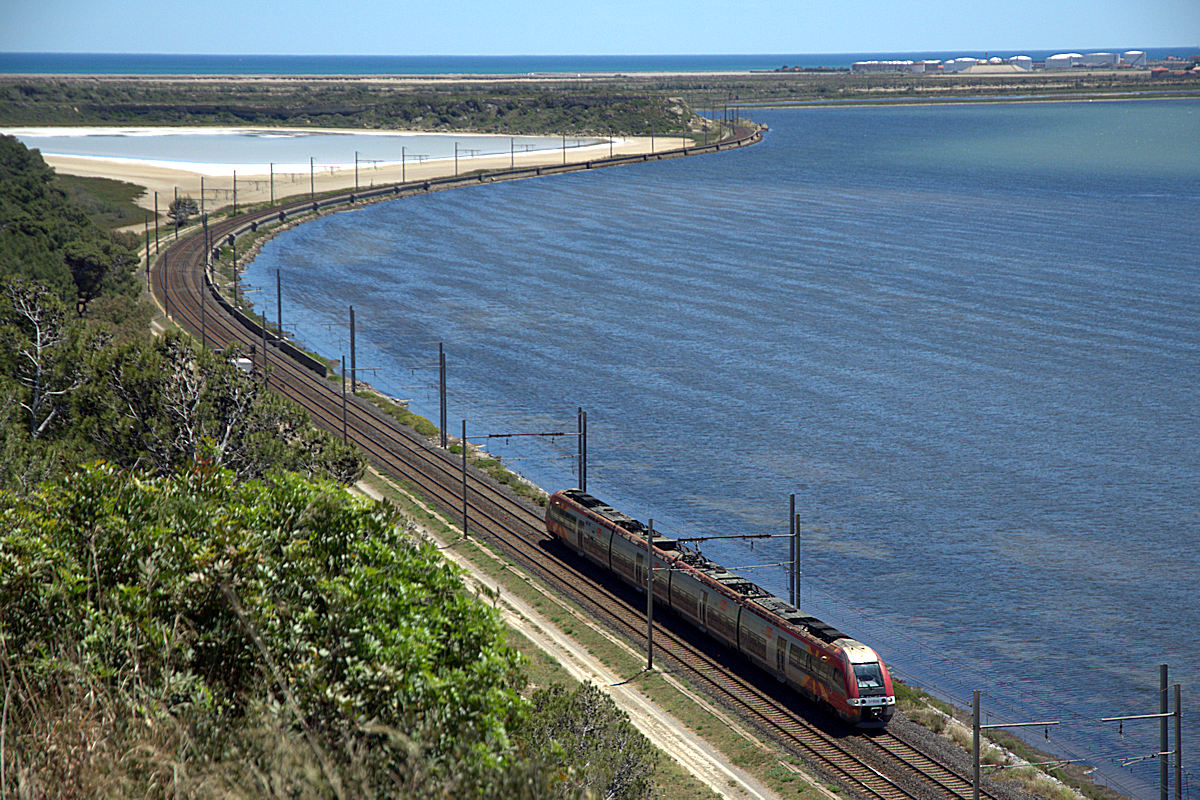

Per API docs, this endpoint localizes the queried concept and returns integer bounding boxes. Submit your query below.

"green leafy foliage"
[0,79,690,136]
[0,281,365,491]
[0,464,527,797]
[74,331,364,484]
[518,683,659,800]
[0,134,140,310]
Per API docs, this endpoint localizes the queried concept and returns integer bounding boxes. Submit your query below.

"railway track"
[151,132,1002,800]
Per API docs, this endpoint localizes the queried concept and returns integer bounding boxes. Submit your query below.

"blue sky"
[2,0,1197,55]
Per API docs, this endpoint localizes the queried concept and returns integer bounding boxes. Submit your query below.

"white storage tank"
[1123,50,1147,67]
[1011,55,1033,70]
[1046,53,1079,69]
[1084,52,1118,66]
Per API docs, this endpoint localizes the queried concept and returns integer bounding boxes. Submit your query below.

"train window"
[853,662,884,690]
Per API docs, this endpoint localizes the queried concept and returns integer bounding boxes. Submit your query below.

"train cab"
[840,642,896,725]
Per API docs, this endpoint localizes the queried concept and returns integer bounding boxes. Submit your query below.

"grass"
[54,173,153,230]
[356,391,440,438]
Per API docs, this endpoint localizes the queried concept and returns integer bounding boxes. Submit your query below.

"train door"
[699,592,709,631]
[634,552,645,590]
[575,519,584,555]
[775,637,787,679]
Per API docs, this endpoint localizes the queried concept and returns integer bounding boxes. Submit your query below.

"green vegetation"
[0,77,696,136]
[357,389,440,438]
[0,134,141,310]
[54,173,155,231]
[895,679,1120,800]
[0,465,522,796]
[446,442,548,507]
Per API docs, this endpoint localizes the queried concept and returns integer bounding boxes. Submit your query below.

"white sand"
[38,128,690,220]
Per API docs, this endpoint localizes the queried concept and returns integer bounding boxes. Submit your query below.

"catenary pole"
[276,269,282,335]
[270,162,274,205]
[1162,664,1169,800]
[577,407,587,492]
[340,356,347,441]
[310,157,314,199]
[349,306,356,394]
[232,170,237,216]
[647,519,654,670]
[789,493,796,605]
[795,513,803,605]
[232,235,238,304]
[261,305,268,386]
[1175,684,1182,800]
[973,690,981,800]
[461,420,468,537]
[439,343,447,449]
[154,192,159,253]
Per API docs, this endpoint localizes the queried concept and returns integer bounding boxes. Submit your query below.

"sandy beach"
[38,129,689,221]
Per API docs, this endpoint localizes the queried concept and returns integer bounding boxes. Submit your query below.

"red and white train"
[546,488,896,726]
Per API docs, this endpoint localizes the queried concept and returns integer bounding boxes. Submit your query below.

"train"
[545,488,896,726]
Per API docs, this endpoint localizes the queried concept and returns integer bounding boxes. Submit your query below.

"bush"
[0,463,526,798]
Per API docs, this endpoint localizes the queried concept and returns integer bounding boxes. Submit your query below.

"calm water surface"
[246,100,1200,797]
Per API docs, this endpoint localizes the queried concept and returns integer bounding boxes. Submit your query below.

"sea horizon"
[1,48,1195,75]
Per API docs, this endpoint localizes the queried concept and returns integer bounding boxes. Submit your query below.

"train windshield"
[853,662,884,690]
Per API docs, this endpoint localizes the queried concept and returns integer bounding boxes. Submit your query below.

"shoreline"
[740,87,1200,111]
[33,128,687,216]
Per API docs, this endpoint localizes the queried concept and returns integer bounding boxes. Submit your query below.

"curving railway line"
[151,129,1005,800]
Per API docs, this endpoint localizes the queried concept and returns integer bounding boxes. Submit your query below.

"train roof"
[561,488,669,542]
[557,489,851,645]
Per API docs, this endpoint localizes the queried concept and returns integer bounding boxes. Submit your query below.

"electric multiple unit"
[546,488,896,726]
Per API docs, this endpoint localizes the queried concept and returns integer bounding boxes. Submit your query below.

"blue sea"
[243,98,1200,798]
[0,49,1194,74]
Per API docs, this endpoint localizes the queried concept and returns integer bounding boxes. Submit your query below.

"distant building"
[1122,50,1147,67]
[943,57,979,72]
[1045,53,1082,69]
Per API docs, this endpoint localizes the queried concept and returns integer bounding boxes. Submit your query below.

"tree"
[77,332,364,483]
[167,195,199,229]
[518,683,658,800]
[0,278,97,439]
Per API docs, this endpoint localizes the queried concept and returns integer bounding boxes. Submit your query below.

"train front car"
[838,641,896,726]
[545,488,897,728]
